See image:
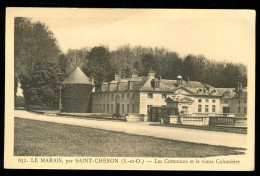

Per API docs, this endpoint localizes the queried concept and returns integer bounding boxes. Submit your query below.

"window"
[96,104,98,113]
[111,104,113,113]
[147,105,152,114]
[127,93,130,98]
[238,107,241,113]
[107,94,110,98]
[132,93,135,98]
[206,99,209,103]
[212,100,216,103]
[103,104,105,113]
[132,104,135,113]
[103,94,105,98]
[100,104,101,112]
[212,105,216,112]
[224,100,228,103]
[244,108,247,114]
[112,94,114,98]
[155,81,160,88]
[198,105,202,112]
[198,99,202,103]
[162,94,167,99]
[122,104,124,113]
[244,100,247,103]
[205,105,209,112]
[148,93,153,99]
[223,107,230,113]
[122,93,125,99]
[107,104,109,113]
[127,104,129,113]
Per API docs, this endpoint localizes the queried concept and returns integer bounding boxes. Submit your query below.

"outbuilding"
[59,67,94,113]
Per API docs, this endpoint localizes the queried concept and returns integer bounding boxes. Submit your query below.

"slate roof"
[216,88,236,98]
[61,67,92,85]
[215,88,247,99]
[98,73,220,95]
[97,73,245,99]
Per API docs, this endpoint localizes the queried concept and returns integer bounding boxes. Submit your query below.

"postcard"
[5,8,255,170]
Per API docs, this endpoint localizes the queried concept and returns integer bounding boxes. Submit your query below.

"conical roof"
[61,67,92,85]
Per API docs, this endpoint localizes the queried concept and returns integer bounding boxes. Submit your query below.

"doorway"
[116,103,120,114]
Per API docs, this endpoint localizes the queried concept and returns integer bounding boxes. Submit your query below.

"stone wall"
[60,84,93,113]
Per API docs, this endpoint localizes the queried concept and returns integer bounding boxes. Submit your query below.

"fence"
[209,116,247,127]
[162,115,247,127]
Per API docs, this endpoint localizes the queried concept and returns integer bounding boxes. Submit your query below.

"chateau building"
[92,69,230,117]
[60,67,247,117]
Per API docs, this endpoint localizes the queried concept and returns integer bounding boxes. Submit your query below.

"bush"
[15,96,25,107]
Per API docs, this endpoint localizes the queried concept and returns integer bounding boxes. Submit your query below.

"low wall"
[209,116,247,127]
[162,115,247,127]
[168,116,209,126]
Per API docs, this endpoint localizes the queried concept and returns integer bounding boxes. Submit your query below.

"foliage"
[15,17,63,109]
[19,63,64,108]
[82,46,115,90]
[15,96,25,107]
[63,45,247,89]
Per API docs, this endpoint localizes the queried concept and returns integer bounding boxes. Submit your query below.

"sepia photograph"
[5,8,255,170]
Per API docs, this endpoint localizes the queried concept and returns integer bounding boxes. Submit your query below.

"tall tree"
[82,46,115,90]
[15,17,62,109]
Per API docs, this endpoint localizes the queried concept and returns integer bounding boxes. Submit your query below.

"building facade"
[60,67,247,117]
[91,69,236,117]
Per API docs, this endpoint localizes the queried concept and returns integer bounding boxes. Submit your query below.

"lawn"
[14,118,245,157]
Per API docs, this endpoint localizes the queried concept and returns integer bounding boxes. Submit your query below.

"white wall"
[139,92,172,114]
[191,96,221,114]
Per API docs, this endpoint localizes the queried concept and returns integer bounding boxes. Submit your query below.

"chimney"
[114,74,121,81]
[177,75,182,86]
[91,76,94,85]
[157,75,162,80]
[148,67,155,78]
[91,77,95,92]
[132,72,138,78]
[187,76,190,83]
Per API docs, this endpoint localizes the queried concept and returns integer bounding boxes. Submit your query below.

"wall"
[189,96,221,115]
[139,92,174,115]
[230,98,247,114]
[92,91,140,115]
[60,84,93,113]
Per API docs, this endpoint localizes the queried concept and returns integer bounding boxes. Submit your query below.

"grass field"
[14,118,245,157]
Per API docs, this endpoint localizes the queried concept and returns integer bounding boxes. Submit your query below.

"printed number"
[18,158,27,163]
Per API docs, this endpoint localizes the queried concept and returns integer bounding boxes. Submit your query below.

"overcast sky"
[31,9,255,65]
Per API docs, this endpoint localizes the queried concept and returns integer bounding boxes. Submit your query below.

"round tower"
[59,67,94,113]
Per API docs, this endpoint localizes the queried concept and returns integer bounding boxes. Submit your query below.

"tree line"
[15,17,247,109]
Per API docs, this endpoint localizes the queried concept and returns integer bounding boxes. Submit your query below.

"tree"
[15,17,62,109]
[20,63,64,108]
[58,54,69,74]
[140,53,157,76]
[82,46,115,90]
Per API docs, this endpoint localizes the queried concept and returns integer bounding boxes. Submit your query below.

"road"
[14,110,247,148]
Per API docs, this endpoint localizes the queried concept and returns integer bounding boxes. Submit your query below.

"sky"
[30,9,255,65]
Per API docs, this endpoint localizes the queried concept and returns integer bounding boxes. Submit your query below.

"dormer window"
[162,94,167,99]
[148,93,153,99]
[155,81,160,88]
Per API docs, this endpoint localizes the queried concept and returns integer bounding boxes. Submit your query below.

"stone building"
[216,86,247,115]
[60,67,247,117]
[91,69,224,117]
[59,67,94,113]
